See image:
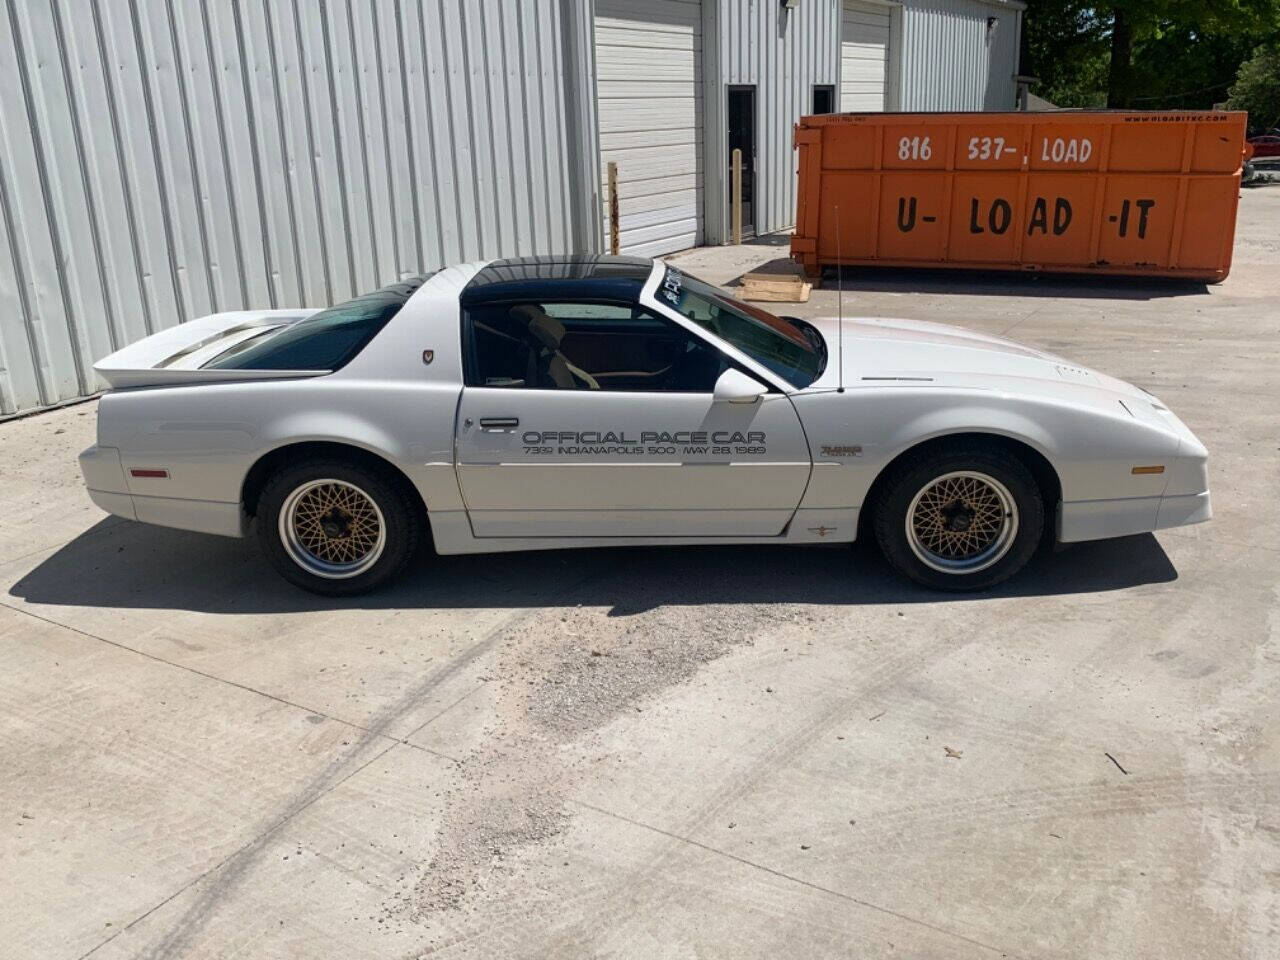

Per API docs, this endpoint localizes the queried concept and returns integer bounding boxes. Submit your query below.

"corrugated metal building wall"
[899,0,1022,110]
[0,0,593,418]
[697,0,1022,242]
[704,0,841,241]
[2,0,1022,418]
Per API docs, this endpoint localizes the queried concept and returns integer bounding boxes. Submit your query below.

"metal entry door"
[727,85,756,237]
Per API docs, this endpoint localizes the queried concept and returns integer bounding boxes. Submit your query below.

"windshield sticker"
[521,429,765,457]
[660,269,682,307]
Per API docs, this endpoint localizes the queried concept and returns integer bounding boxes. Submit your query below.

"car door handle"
[479,417,519,430]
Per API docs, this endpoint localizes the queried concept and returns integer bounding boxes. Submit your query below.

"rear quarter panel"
[95,270,478,515]
[97,378,464,512]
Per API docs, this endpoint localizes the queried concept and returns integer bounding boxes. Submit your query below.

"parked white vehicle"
[79,256,1210,595]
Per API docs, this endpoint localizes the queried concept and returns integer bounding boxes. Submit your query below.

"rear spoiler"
[94,309,324,389]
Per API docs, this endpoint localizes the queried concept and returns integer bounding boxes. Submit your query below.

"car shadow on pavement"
[821,267,1210,300]
[726,260,1208,301]
[8,517,1177,616]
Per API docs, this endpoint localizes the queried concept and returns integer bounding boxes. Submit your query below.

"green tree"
[1023,0,1280,110]
[1022,2,1110,107]
[1126,24,1264,109]
[1226,43,1280,131]
[1107,1,1280,108]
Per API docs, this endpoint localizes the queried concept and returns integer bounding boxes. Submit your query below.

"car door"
[454,300,811,538]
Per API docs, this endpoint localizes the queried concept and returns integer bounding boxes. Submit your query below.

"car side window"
[465,301,728,392]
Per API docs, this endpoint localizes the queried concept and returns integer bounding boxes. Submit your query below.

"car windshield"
[653,267,825,388]
[202,275,430,371]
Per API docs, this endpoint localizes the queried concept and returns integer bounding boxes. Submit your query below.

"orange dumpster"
[791,111,1249,282]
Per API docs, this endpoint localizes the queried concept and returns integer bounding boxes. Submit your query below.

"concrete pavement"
[2,188,1278,960]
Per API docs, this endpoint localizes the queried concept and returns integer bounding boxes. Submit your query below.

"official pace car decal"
[521,430,766,457]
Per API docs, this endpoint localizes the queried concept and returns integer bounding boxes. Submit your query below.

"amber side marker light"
[130,468,169,479]
[1131,465,1165,475]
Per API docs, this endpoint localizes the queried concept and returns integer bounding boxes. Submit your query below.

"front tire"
[873,443,1044,591]
[258,458,420,596]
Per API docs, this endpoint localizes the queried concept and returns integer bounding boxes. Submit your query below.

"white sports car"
[78,256,1210,595]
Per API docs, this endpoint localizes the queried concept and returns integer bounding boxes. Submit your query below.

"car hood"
[804,315,1149,401]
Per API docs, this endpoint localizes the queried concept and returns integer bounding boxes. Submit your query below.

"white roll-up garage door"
[841,1,892,111]
[594,0,702,256]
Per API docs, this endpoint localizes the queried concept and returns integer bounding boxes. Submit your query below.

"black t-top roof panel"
[461,255,655,305]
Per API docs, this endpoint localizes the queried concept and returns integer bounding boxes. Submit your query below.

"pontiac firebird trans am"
[78,256,1210,595]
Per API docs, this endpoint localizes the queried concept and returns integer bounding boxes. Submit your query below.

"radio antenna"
[834,205,845,393]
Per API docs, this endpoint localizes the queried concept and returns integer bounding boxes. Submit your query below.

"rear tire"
[257,458,420,596]
[873,442,1044,591]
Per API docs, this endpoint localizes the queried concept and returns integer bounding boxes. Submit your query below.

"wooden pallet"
[739,271,812,303]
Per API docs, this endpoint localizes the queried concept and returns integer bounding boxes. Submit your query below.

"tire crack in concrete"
[74,606,530,959]
[571,800,1030,960]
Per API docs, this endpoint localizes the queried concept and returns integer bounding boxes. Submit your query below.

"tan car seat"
[510,305,600,390]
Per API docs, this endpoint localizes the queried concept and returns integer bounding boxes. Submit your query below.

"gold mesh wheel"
[905,470,1018,575]
[279,478,387,579]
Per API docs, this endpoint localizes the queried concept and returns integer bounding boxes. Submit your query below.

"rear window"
[202,275,430,371]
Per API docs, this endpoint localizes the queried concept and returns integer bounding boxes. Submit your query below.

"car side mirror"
[713,368,767,403]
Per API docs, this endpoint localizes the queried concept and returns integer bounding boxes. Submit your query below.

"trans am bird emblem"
[807,526,836,537]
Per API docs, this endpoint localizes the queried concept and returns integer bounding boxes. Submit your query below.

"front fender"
[792,386,1182,510]
[882,402,1059,464]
